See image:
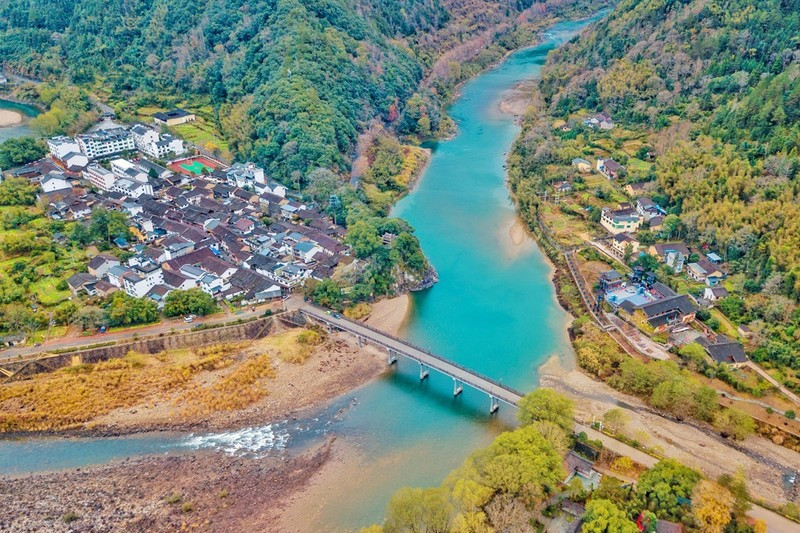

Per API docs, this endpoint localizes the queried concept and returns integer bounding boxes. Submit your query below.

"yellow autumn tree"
[692,480,734,533]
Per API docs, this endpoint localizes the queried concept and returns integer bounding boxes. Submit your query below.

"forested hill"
[0,0,606,182]
[536,0,800,278]
[509,0,800,373]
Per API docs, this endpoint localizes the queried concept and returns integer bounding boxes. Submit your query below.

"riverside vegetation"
[366,389,767,532]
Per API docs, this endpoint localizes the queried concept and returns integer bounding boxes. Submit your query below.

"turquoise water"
[0,99,40,143]
[0,12,602,531]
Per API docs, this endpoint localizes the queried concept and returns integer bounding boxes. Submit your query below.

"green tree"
[0,178,38,206]
[163,288,217,317]
[383,487,452,533]
[309,279,344,310]
[602,408,630,433]
[105,292,158,327]
[71,305,108,331]
[517,388,574,430]
[712,408,756,441]
[390,232,426,273]
[0,137,46,168]
[477,424,564,504]
[89,208,131,243]
[347,220,383,259]
[582,499,639,533]
[633,459,702,522]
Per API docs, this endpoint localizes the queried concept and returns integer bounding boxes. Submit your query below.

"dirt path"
[539,356,800,509]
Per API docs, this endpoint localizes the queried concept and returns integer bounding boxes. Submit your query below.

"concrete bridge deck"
[300,305,524,409]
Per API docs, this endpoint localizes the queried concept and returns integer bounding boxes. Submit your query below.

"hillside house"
[596,158,624,179]
[600,206,641,235]
[704,286,729,302]
[686,258,725,285]
[610,232,640,258]
[698,335,748,366]
[636,197,664,221]
[648,243,690,262]
[584,112,614,130]
[153,108,195,126]
[552,180,573,194]
[624,181,652,197]
[571,158,592,173]
[88,254,120,279]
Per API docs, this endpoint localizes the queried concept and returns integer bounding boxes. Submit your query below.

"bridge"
[299,305,524,413]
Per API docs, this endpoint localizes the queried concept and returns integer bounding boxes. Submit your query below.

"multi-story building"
[76,128,135,159]
[130,124,185,159]
[600,207,642,235]
[121,262,164,298]
[111,159,148,182]
[83,163,117,191]
[227,162,266,189]
[47,136,81,159]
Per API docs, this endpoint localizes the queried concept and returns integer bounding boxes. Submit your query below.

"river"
[0,99,40,143]
[0,13,601,531]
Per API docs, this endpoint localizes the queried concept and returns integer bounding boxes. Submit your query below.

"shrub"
[165,493,181,504]
[181,501,195,513]
[297,329,322,346]
[63,511,79,523]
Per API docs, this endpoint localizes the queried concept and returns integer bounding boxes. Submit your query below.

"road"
[575,422,799,532]
[299,305,524,407]
[0,303,281,361]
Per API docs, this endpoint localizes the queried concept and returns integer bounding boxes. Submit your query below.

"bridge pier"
[419,363,429,381]
[387,349,397,365]
[357,335,363,347]
[489,396,499,414]
[453,379,463,397]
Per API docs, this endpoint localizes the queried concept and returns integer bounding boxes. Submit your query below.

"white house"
[60,152,89,170]
[227,162,266,189]
[112,178,153,198]
[704,286,729,302]
[88,254,120,279]
[153,108,196,126]
[111,159,148,182]
[47,136,81,159]
[121,262,164,298]
[83,163,117,191]
[130,124,185,158]
[40,172,71,193]
[292,241,322,263]
[596,158,625,180]
[265,180,287,198]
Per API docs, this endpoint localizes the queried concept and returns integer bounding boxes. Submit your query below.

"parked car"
[99,325,107,334]
[184,315,194,323]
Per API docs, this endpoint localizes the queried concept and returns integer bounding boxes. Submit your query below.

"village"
[539,111,800,407]
[1,109,351,318]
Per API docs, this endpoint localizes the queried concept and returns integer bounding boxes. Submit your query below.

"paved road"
[575,423,798,532]
[0,303,281,362]
[300,305,524,407]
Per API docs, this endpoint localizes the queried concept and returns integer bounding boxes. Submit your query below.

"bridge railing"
[301,305,526,399]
